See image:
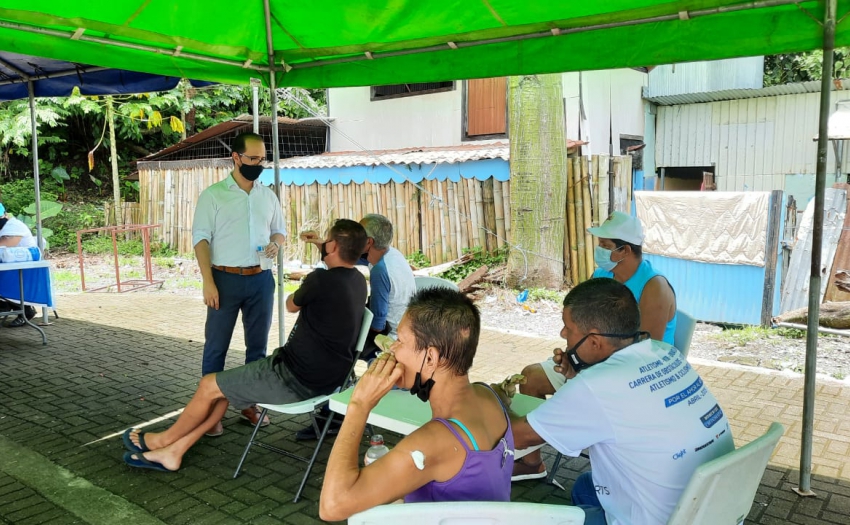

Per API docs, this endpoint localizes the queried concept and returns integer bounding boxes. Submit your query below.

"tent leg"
[27,81,43,250]
[795,0,836,498]
[264,0,285,348]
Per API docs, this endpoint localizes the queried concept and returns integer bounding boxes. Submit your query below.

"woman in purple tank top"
[320,288,514,521]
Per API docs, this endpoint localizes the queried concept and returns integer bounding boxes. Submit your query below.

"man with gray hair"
[358,213,416,353]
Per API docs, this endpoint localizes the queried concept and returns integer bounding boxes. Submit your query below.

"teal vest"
[592,260,677,345]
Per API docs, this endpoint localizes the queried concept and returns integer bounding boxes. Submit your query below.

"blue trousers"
[202,269,274,376]
[572,471,608,525]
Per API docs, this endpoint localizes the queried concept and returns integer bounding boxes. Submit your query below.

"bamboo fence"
[136,165,511,265]
[563,154,633,284]
[134,153,632,282]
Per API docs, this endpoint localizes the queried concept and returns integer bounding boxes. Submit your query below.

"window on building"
[656,166,714,191]
[371,82,454,101]
[464,77,507,139]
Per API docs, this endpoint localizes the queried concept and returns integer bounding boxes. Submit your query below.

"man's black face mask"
[0,218,7,231]
[565,331,646,373]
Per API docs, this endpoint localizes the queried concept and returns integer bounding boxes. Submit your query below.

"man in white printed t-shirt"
[501,278,734,525]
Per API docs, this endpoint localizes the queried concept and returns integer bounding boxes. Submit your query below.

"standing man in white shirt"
[191,132,286,435]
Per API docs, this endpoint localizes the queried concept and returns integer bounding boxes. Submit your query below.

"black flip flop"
[123,452,177,473]
[122,428,149,454]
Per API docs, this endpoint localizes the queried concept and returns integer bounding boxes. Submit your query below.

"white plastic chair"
[667,422,784,525]
[414,275,459,292]
[233,308,374,502]
[674,309,697,359]
[348,501,585,524]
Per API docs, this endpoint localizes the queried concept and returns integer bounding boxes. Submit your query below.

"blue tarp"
[0,51,211,101]
[258,159,510,187]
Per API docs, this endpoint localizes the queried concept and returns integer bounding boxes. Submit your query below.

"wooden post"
[572,158,586,281]
[761,190,784,327]
[599,155,610,219]
[492,178,506,249]
[502,180,511,245]
[566,160,579,286]
[591,155,600,227]
[581,157,595,276]
[483,177,497,252]
[395,182,407,253]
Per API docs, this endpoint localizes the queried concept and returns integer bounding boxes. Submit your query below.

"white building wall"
[329,70,648,154]
[563,69,648,156]
[655,91,849,204]
[328,86,464,152]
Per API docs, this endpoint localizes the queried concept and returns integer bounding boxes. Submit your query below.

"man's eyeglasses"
[235,152,266,164]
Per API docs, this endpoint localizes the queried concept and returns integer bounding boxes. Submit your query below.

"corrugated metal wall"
[655,90,850,194]
[645,57,764,99]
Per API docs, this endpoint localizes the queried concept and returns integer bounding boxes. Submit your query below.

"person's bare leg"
[514,363,555,475]
[130,375,225,450]
[133,398,230,471]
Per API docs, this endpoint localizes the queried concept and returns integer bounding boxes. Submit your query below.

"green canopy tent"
[0,0,845,495]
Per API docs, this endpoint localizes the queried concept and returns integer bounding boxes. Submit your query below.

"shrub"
[440,247,508,282]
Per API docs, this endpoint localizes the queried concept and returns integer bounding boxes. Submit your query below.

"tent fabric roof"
[0,51,210,101]
[1,1,849,88]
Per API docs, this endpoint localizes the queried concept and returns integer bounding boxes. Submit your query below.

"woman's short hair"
[404,287,480,375]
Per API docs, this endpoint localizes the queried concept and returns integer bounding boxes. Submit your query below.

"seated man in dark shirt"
[122,219,368,473]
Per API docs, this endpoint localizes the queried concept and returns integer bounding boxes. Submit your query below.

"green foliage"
[764,47,850,87]
[122,181,141,202]
[440,247,508,282]
[44,202,103,252]
[0,179,57,215]
[711,325,813,347]
[406,251,431,269]
[526,287,566,303]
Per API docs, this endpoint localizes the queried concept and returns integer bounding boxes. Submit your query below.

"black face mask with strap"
[409,351,436,402]
[0,217,8,231]
[565,331,649,373]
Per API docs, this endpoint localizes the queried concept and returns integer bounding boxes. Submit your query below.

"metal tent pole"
[27,81,43,250]
[252,84,260,133]
[795,0,836,497]
[263,0,285,348]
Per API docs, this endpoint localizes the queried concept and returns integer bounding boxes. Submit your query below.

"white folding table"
[328,387,545,458]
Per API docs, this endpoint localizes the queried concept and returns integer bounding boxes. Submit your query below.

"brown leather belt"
[212,264,264,276]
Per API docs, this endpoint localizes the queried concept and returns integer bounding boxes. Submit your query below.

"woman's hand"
[350,353,404,411]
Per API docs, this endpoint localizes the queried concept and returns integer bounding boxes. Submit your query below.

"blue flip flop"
[122,428,149,454]
[123,451,177,473]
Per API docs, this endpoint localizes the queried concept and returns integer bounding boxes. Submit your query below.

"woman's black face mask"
[409,351,435,402]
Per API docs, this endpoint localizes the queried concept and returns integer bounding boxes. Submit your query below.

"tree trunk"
[774,301,850,329]
[105,96,122,227]
[506,74,568,289]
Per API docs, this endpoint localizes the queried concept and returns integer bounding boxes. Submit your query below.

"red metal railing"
[76,224,164,293]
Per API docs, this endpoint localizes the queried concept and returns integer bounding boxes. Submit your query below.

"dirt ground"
[47,253,850,381]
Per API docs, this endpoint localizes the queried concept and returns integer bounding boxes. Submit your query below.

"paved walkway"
[0,292,848,524]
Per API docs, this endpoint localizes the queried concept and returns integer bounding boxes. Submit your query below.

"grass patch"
[154,257,176,269]
[52,270,78,284]
[525,287,566,304]
[711,325,813,347]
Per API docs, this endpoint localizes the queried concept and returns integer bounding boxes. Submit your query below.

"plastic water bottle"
[257,245,273,271]
[364,434,390,466]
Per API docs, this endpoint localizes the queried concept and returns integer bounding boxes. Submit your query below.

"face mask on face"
[409,351,436,402]
[238,163,264,181]
[565,331,644,374]
[594,245,624,272]
[0,218,7,231]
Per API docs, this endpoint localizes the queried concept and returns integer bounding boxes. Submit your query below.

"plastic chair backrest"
[666,422,784,525]
[354,308,374,359]
[348,501,586,525]
[414,276,459,292]
[674,309,697,359]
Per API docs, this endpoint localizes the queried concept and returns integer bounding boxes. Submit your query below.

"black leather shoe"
[6,315,27,328]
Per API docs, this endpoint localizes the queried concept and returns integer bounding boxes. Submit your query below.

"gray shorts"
[216,355,318,410]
